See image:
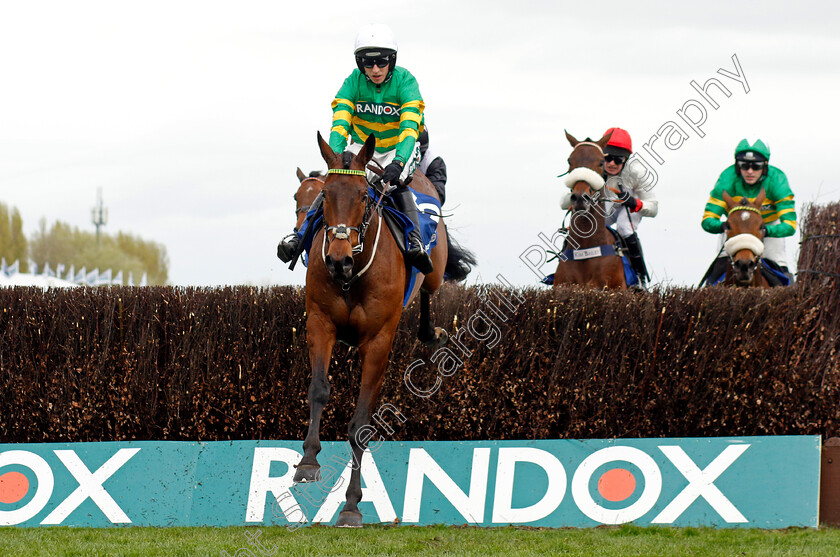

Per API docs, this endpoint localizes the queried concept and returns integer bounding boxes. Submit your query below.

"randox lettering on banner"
[0,437,820,528]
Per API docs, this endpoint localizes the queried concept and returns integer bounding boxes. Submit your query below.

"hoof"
[335,510,363,528]
[293,464,321,483]
[422,327,448,349]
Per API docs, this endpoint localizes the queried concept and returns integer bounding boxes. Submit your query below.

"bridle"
[320,168,385,291]
[724,205,765,271]
[564,142,607,213]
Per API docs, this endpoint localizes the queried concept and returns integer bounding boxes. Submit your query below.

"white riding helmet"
[353,24,398,56]
[354,24,398,84]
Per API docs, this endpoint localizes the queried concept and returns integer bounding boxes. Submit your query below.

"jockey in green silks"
[277,24,433,274]
[700,138,797,285]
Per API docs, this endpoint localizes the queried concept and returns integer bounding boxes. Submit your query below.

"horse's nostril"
[342,256,353,270]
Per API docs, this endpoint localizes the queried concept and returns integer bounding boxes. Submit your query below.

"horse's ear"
[722,191,735,208]
[565,130,579,147]
[352,132,377,169]
[596,129,614,150]
[317,131,341,169]
[755,188,766,208]
[296,167,307,183]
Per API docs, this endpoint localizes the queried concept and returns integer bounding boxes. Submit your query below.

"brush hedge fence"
[1,202,838,443]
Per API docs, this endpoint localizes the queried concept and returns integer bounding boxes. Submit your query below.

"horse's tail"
[444,226,477,282]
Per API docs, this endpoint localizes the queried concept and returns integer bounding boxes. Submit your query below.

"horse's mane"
[308,170,324,178]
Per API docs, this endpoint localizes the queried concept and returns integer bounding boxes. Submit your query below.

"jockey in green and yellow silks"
[328,67,425,171]
[700,139,797,285]
[278,24,433,275]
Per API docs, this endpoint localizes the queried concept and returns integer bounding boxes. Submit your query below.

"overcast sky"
[2,1,838,288]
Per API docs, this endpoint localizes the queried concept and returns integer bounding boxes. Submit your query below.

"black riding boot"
[622,233,649,289]
[277,192,324,268]
[391,186,434,274]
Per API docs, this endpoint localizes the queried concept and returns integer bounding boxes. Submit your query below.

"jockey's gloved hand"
[341,151,354,169]
[382,160,404,185]
[619,191,643,212]
[721,220,730,231]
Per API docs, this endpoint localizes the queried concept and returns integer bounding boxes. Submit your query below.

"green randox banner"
[0,436,820,528]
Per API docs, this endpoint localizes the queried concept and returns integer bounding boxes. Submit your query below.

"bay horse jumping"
[553,130,626,289]
[293,132,473,527]
[721,188,771,287]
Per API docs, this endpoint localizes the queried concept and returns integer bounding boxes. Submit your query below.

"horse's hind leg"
[335,328,395,528]
[417,291,447,348]
[294,314,336,483]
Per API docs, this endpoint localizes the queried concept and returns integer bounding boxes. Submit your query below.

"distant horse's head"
[317,131,377,283]
[722,188,767,286]
[564,130,612,212]
[293,168,324,232]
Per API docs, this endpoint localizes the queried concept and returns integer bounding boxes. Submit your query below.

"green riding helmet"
[734,138,771,162]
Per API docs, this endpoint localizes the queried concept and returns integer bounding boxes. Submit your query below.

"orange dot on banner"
[0,471,30,504]
[597,468,636,502]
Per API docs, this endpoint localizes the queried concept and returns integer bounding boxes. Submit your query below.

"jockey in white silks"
[559,127,658,288]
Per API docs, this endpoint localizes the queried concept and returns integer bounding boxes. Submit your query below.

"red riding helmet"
[603,127,632,158]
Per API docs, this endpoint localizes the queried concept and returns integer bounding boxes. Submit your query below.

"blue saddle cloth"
[710,259,790,286]
[540,227,638,286]
[541,257,636,286]
[299,185,440,307]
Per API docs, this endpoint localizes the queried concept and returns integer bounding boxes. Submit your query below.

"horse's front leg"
[335,326,397,528]
[294,311,336,483]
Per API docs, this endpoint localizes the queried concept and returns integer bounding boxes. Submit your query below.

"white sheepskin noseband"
[564,167,605,191]
[724,233,764,257]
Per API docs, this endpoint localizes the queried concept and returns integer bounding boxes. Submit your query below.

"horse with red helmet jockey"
[552,130,628,289]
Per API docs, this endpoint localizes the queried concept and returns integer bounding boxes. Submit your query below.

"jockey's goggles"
[604,154,626,165]
[737,161,765,171]
[362,56,391,69]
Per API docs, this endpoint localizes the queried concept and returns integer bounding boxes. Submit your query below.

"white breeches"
[606,205,644,238]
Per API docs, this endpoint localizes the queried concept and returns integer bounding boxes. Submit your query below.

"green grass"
[1,524,838,556]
